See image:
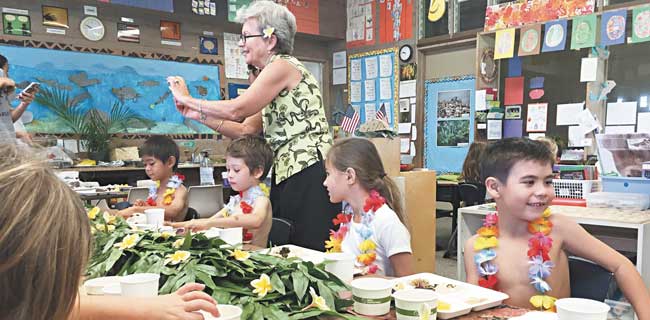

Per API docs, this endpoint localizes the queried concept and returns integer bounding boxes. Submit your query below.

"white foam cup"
[102,284,122,296]
[119,273,160,297]
[556,298,610,320]
[84,276,122,295]
[350,277,393,316]
[144,208,165,228]
[220,227,243,245]
[199,305,243,320]
[393,289,438,320]
[324,252,355,283]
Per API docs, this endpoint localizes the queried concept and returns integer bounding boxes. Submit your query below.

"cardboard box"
[371,137,401,177]
[396,170,437,273]
[111,146,140,161]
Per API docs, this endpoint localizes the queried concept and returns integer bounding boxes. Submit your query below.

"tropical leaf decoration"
[35,86,154,152]
[86,210,363,320]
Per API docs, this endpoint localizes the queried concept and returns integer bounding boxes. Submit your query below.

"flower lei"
[223,183,270,242]
[146,174,185,206]
[474,208,556,311]
[325,190,385,274]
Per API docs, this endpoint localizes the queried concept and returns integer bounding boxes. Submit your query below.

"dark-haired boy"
[464,138,650,317]
[171,135,273,248]
[118,135,188,221]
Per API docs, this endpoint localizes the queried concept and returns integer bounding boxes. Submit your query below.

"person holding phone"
[0,54,39,143]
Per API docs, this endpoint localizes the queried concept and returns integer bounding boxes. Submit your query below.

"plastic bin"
[585,192,650,211]
[602,176,650,194]
[553,179,601,199]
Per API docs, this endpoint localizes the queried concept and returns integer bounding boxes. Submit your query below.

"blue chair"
[268,217,293,246]
[569,256,617,301]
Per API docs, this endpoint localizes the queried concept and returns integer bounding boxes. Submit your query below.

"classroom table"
[77,191,128,205]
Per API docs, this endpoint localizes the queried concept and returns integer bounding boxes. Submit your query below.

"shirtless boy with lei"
[464,138,650,317]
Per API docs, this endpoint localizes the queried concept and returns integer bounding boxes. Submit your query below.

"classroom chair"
[187,184,224,218]
[127,187,150,204]
[268,217,293,247]
[569,256,617,302]
[445,182,487,258]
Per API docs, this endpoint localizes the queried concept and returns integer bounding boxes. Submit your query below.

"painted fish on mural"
[138,80,160,87]
[111,86,141,102]
[149,91,170,109]
[69,72,100,87]
[36,77,73,91]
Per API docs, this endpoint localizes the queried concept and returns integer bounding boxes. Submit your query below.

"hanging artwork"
[160,21,181,40]
[379,0,413,44]
[571,14,597,50]
[542,20,567,53]
[228,0,253,22]
[1,45,220,134]
[484,0,595,32]
[518,24,541,56]
[601,10,627,46]
[526,103,548,132]
[424,76,475,172]
[192,0,217,16]
[2,8,31,37]
[494,28,515,60]
[42,6,69,29]
[199,36,218,55]
[275,0,320,35]
[117,23,140,43]
[631,6,650,44]
[347,0,376,48]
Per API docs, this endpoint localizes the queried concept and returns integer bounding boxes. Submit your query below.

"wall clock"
[399,44,413,62]
[80,16,105,41]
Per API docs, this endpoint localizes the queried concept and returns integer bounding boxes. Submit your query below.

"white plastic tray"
[391,273,509,319]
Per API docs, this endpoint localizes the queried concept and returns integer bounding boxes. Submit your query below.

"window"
[458,0,488,32]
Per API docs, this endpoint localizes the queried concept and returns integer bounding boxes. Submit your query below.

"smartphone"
[22,82,40,94]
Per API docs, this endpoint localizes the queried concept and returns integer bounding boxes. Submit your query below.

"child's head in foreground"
[480,138,556,221]
[324,137,405,222]
[139,135,180,180]
[0,143,91,320]
[225,135,273,192]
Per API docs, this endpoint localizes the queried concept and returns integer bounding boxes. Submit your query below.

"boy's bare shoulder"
[548,212,579,234]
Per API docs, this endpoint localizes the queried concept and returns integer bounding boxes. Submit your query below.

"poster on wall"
[224,32,248,79]
[42,6,69,29]
[601,9,627,46]
[526,103,548,132]
[484,0,594,32]
[379,0,412,44]
[0,45,221,134]
[192,0,217,16]
[542,20,567,52]
[570,14,597,50]
[2,8,31,37]
[348,48,398,128]
[424,76,475,172]
[494,28,515,59]
[276,0,320,35]
[518,24,541,56]
[117,22,140,43]
[160,20,181,40]
[228,0,253,22]
[631,6,650,44]
[347,0,375,48]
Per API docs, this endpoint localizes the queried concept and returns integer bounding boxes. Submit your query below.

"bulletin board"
[348,48,399,129]
[424,76,476,173]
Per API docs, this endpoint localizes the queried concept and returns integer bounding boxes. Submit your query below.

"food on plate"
[438,301,451,311]
[408,278,459,293]
[465,297,489,305]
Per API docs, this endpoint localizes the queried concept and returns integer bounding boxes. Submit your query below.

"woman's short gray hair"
[236,1,297,55]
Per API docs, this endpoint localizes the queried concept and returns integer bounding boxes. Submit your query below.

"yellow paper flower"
[530,295,556,310]
[301,287,330,311]
[324,236,342,253]
[358,239,376,252]
[172,238,185,249]
[250,274,273,297]
[262,26,275,38]
[160,231,175,240]
[357,252,376,265]
[95,223,106,231]
[155,180,161,188]
[163,188,175,205]
[87,207,100,219]
[259,183,270,197]
[115,234,139,250]
[165,250,191,265]
[106,225,116,232]
[231,249,250,261]
[473,236,498,251]
[90,225,96,234]
[542,207,552,218]
[103,211,116,225]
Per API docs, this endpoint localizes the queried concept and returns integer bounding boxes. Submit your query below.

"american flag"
[376,103,388,123]
[340,105,360,133]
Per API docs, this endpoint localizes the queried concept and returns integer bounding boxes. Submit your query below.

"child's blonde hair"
[327,138,405,223]
[0,144,91,320]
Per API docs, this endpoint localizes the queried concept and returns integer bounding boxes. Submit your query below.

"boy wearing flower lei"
[323,137,414,277]
[464,138,650,317]
[118,135,189,222]
[172,135,273,248]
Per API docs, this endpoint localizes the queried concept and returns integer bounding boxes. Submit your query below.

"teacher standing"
[168,0,338,251]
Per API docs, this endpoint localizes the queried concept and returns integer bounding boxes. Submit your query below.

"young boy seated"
[464,138,650,317]
[171,135,273,248]
[118,135,188,222]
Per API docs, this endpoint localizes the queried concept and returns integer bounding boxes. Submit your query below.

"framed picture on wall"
[160,20,181,40]
[2,12,31,36]
[505,105,521,119]
[117,22,140,43]
[42,6,69,29]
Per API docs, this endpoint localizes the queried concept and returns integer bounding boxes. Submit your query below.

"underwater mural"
[1,45,221,134]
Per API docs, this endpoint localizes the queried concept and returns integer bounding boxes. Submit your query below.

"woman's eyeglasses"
[239,34,264,44]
